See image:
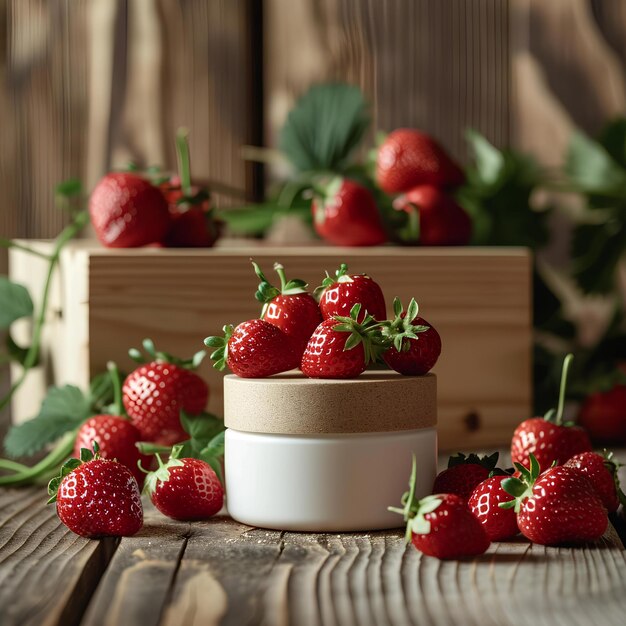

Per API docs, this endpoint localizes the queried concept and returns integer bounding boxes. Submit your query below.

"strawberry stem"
[0,431,75,487]
[274,263,288,291]
[0,210,88,413]
[176,127,192,196]
[107,361,124,416]
[554,353,574,426]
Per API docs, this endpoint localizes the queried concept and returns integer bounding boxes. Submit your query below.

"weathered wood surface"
[9,241,532,450]
[0,485,625,626]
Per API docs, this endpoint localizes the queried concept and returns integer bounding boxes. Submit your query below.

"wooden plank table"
[1,483,626,626]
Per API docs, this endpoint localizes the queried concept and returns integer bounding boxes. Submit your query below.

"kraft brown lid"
[224,370,437,435]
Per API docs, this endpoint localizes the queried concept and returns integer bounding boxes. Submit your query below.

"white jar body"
[225,427,437,532]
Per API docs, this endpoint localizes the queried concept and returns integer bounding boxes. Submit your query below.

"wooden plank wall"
[2,0,626,239]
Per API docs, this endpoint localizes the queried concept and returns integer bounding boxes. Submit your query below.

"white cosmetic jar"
[224,371,437,532]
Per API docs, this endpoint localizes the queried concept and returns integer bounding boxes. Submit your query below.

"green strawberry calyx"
[47,441,101,504]
[447,451,500,471]
[142,444,186,496]
[380,297,429,352]
[314,262,355,298]
[204,325,234,372]
[499,453,542,514]
[252,261,309,316]
[603,449,626,509]
[332,303,386,365]
[543,353,574,426]
[388,454,443,543]
[129,337,206,371]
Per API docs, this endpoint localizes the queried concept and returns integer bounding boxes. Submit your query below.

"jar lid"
[224,371,437,435]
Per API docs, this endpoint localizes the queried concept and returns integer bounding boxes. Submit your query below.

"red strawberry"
[376,129,465,194]
[382,297,441,375]
[89,172,171,248]
[123,340,209,445]
[301,304,383,379]
[160,131,222,248]
[74,415,151,487]
[394,185,472,246]
[564,451,626,513]
[163,205,221,248]
[501,454,608,545]
[311,177,387,247]
[143,446,224,521]
[578,385,626,445]
[48,443,143,538]
[252,261,322,356]
[205,319,300,378]
[390,458,489,560]
[511,354,592,469]
[468,476,519,541]
[432,452,500,501]
[316,263,387,322]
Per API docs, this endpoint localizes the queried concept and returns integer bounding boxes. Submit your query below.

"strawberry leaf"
[0,277,33,329]
[279,84,370,173]
[4,385,90,458]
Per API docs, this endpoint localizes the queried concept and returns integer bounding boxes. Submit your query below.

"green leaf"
[0,277,34,329]
[199,430,225,461]
[465,129,506,187]
[279,83,370,172]
[4,385,90,457]
[180,412,225,448]
[570,221,626,293]
[565,131,626,196]
[3,334,33,367]
[598,117,626,169]
[55,178,83,198]
[219,204,279,236]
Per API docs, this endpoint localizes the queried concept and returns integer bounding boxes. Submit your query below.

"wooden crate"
[9,241,532,450]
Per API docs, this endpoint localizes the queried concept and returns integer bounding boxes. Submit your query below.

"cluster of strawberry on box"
[32,260,441,539]
[204,262,441,379]
[392,354,626,560]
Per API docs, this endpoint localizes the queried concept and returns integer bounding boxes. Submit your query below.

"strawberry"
[205,319,300,378]
[89,172,171,248]
[511,354,592,469]
[161,130,222,248]
[501,454,608,545]
[432,452,500,501]
[300,304,383,379]
[577,385,626,445]
[252,261,322,356]
[143,445,224,521]
[316,263,387,322]
[376,129,465,194]
[382,297,441,375]
[311,177,387,247]
[564,451,626,513]
[123,340,209,445]
[74,415,151,487]
[389,457,490,560]
[394,185,472,246]
[48,443,143,538]
[468,476,519,541]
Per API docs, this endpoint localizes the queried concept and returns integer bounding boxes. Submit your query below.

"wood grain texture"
[1,458,626,626]
[0,488,117,626]
[9,241,532,450]
[265,0,511,165]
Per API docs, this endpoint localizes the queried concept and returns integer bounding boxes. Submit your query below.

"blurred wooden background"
[2,0,626,246]
[1,0,625,433]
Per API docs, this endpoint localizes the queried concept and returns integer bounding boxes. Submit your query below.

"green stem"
[0,239,52,260]
[0,210,88,413]
[107,361,124,416]
[176,128,192,196]
[555,353,574,426]
[0,431,75,487]
[274,263,287,292]
[0,459,30,473]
